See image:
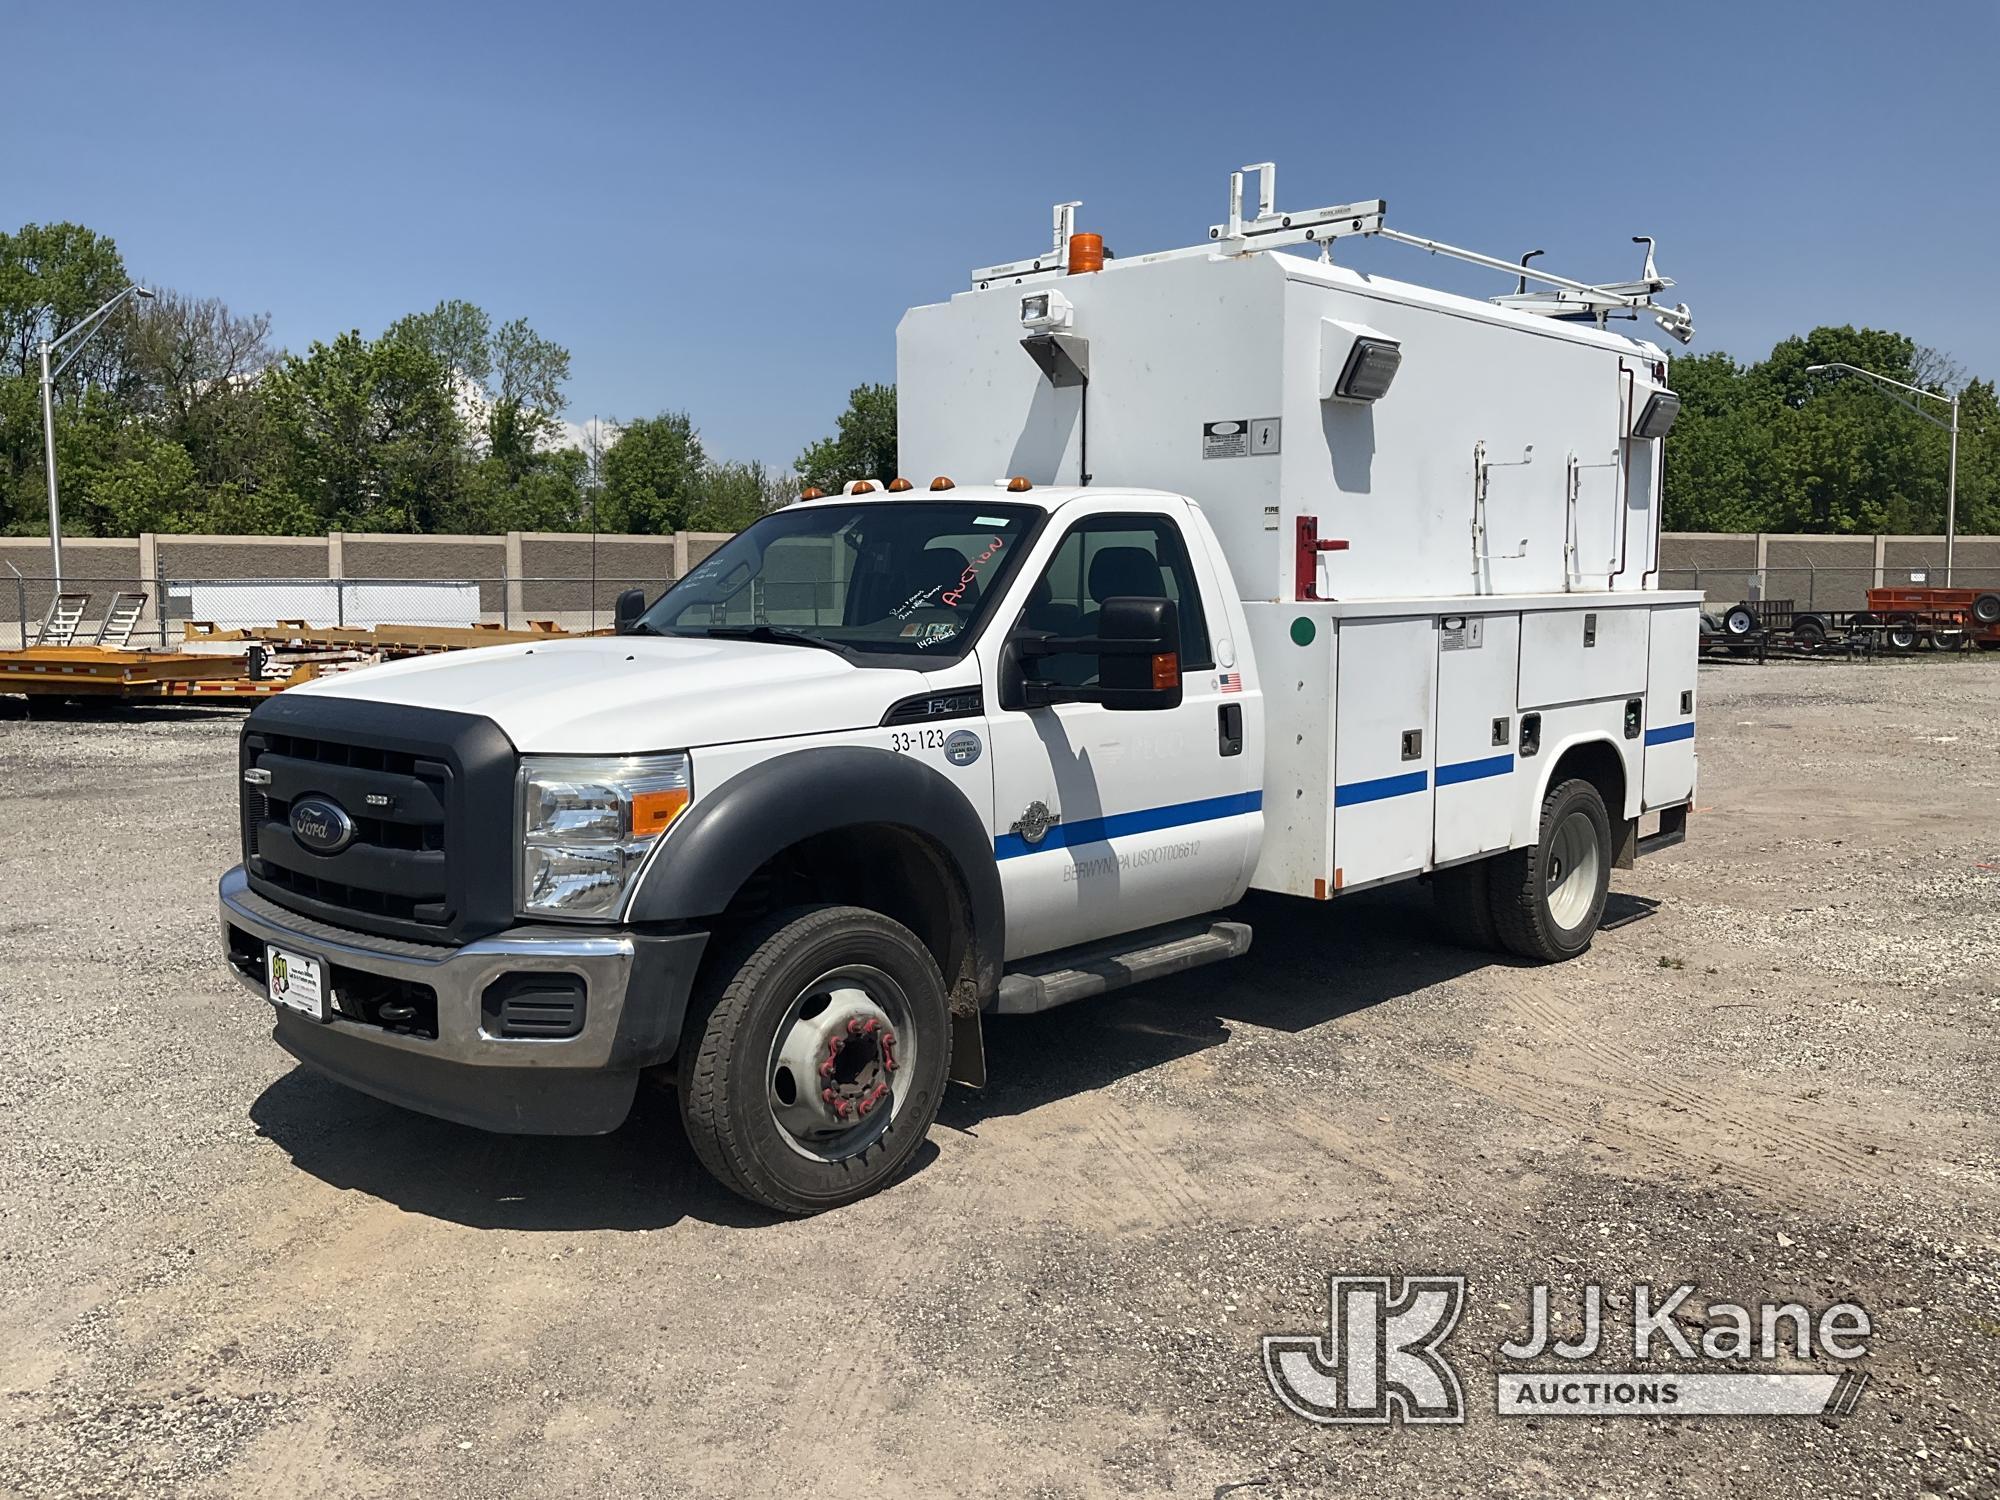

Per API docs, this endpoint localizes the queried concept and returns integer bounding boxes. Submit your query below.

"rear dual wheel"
[1432,778,1613,962]
[678,905,950,1215]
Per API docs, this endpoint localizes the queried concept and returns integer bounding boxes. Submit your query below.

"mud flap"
[948,1007,986,1089]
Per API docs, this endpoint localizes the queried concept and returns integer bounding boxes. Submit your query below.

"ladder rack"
[977,163,1695,346]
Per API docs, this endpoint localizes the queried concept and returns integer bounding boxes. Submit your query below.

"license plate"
[266,944,329,1021]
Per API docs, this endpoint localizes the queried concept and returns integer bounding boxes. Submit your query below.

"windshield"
[636,501,1041,659]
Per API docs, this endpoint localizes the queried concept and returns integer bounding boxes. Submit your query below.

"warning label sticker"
[1203,420,1249,459]
[1440,618,1486,652]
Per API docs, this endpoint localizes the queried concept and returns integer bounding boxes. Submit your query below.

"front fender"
[625,746,1004,1000]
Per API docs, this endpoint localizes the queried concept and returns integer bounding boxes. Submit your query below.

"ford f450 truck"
[219,165,1698,1213]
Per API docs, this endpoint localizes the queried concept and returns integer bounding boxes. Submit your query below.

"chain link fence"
[4,571,677,649]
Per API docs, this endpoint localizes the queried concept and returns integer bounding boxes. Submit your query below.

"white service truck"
[219,165,1698,1213]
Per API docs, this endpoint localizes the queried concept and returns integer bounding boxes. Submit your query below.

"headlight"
[516,753,692,919]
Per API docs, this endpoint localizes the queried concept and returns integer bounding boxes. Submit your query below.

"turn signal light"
[929,476,955,491]
[631,787,691,838]
[1068,232,1105,274]
[886,477,913,492]
[1006,476,1034,492]
[1152,652,1180,690]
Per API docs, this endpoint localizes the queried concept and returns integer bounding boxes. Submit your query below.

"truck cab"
[220,165,1699,1213]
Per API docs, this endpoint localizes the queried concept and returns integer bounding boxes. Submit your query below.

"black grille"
[240,696,516,945]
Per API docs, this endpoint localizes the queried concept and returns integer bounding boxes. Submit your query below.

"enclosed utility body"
[899,192,1697,902]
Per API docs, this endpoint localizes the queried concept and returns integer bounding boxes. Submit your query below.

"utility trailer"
[1711,594,1991,654]
[218,163,1702,1213]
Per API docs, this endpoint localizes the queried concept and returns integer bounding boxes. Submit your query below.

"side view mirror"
[1005,596,1182,712]
[614,588,647,634]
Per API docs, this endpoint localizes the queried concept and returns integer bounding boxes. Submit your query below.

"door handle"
[1218,704,1243,757]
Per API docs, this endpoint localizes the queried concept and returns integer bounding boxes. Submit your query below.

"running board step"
[993,920,1252,1015]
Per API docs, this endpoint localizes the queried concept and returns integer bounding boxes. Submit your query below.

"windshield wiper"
[700,625,850,656]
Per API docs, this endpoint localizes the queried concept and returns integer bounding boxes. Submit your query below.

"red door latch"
[1295,515,1349,602]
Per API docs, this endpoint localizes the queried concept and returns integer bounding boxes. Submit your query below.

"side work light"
[1633,389,1681,440]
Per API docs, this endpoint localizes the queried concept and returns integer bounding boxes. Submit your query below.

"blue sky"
[4,1,1995,468]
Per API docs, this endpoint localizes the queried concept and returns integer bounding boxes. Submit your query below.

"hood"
[289,635,939,753]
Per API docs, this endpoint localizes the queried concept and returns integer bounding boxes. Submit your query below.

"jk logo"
[1263,1275,1467,1425]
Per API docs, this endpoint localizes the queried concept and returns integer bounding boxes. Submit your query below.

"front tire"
[678,905,950,1215]
[1487,778,1612,961]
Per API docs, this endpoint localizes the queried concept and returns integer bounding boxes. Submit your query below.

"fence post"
[501,562,511,631]
[13,568,24,650]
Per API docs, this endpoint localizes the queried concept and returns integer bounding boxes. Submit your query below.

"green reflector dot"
[1290,617,1316,647]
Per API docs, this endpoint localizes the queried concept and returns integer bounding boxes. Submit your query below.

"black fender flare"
[627,746,1004,1000]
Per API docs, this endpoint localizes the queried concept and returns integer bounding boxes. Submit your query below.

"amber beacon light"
[1067,232,1105,274]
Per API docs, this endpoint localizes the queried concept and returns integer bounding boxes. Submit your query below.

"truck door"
[980,505,1259,959]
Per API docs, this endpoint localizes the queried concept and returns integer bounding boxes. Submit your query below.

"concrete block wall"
[1659,533,2000,609]
[2,528,742,644]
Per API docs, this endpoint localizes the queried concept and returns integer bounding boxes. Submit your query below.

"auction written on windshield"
[635,501,1039,660]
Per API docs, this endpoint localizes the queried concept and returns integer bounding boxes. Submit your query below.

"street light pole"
[38,283,155,589]
[1804,361,1960,585]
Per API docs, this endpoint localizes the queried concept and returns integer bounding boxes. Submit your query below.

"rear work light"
[1633,389,1681,439]
[1334,337,1402,403]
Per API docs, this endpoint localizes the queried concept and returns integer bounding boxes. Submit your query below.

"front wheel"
[678,905,950,1215]
[1487,778,1613,961]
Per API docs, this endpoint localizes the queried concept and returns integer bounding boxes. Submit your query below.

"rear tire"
[1487,778,1612,962]
[1432,858,1499,951]
[677,904,950,1215]
[1792,616,1828,648]
[1972,593,2000,626]
[1886,615,1919,651]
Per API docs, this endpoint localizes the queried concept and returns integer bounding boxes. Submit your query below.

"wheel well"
[1549,738,1626,823]
[711,824,976,999]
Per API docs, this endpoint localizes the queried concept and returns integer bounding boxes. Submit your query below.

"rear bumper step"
[994,920,1252,1015]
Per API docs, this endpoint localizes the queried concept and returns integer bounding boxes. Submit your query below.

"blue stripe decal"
[1436,752,1515,786]
[993,789,1263,860]
[1645,721,1696,746]
[1334,769,1430,806]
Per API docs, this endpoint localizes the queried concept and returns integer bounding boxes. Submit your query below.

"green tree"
[599,412,705,533]
[687,459,794,533]
[262,330,466,532]
[797,382,896,492]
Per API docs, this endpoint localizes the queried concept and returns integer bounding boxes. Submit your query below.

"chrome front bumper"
[218,866,707,1134]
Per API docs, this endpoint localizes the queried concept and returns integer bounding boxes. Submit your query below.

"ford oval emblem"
[290,796,357,855]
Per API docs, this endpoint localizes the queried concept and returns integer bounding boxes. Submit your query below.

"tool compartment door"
[1643,602,1698,808]
[1331,616,1436,888]
[1432,612,1522,864]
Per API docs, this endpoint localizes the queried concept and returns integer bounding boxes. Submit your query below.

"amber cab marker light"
[849,480,876,495]
[630,787,691,838]
[1068,232,1105,274]
[1005,476,1034,492]
[799,486,824,500]
[1152,652,1180,690]
[886,477,913,492]
[929,476,955,491]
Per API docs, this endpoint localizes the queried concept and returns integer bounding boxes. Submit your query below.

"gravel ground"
[1,659,1996,1498]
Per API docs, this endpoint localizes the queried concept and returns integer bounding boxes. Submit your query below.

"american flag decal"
[1217,671,1243,694]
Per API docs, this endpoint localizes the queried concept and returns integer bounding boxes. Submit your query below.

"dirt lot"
[1,659,1995,1499]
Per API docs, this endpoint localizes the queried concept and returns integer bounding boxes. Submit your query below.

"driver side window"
[1018,514,1212,688]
